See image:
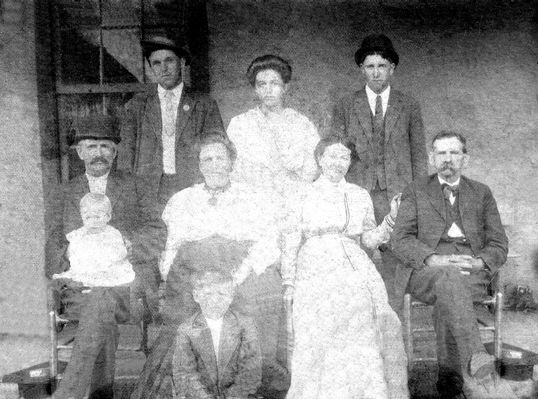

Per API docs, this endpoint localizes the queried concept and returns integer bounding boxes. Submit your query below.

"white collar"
[85,171,110,181]
[205,316,224,326]
[437,175,460,187]
[365,84,391,104]
[317,174,347,190]
[157,82,184,100]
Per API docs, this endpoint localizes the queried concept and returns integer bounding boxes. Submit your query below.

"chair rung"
[412,328,436,333]
[57,345,72,350]
[411,326,495,335]
[413,357,437,362]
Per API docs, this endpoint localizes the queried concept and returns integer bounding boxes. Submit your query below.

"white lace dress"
[54,225,135,287]
[282,176,409,399]
[227,107,319,199]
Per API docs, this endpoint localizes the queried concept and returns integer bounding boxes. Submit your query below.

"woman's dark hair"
[246,55,292,86]
[195,132,238,164]
[314,136,357,166]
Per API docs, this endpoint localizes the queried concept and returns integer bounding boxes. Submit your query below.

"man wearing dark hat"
[46,114,159,399]
[117,35,225,204]
[331,33,427,302]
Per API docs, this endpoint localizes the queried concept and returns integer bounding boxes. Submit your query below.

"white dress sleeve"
[360,191,392,249]
[279,189,305,287]
[160,189,190,280]
[228,112,273,187]
[232,190,282,285]
[298,118,320,183]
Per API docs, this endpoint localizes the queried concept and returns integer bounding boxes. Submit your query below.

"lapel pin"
[183,104,190,112]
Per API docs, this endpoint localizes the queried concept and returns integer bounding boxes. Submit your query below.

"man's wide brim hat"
[141,36,191,65]
[354,33,399,67]
[71,114,121,144]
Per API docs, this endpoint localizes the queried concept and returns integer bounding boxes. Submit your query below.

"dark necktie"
[442,184,459,202]
[374,95,383,127]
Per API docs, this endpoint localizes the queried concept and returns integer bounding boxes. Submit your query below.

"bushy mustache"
[90,156,110,165]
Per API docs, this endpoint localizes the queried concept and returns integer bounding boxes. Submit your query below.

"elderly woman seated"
[131,134,289,399]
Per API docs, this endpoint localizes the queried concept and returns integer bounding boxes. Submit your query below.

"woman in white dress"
[131,134,289,399]
[282,136,409,399]
[227,54,319,198]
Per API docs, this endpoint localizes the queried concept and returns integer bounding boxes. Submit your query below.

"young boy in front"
[172,270,262,399]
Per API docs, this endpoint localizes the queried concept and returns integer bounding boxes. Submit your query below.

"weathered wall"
[208,0,538,290]
[0,0,49,335]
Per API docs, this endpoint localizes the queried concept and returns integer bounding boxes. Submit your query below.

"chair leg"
[285,298,294,373]
[494,292,503,381]
[403,293,413,370]
[49,310,58,398]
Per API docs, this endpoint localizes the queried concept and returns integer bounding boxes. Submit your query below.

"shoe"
[468,352,495,379]
[462,374,517,398]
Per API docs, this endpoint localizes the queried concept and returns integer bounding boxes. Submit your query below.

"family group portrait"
[0,0,537,399]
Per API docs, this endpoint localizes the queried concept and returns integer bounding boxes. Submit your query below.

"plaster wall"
[0,0,48,335]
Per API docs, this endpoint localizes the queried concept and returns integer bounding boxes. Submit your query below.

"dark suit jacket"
[331,87,427,198]
[391,174,508,306]
[173,310,262,399]
[45,170,161,278]
[117,85,225,195]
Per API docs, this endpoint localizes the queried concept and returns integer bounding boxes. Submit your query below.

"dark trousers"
[55,286,130,399]
[406,241,491,384]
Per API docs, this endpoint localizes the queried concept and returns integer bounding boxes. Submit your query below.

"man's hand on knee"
[425,254,484,274]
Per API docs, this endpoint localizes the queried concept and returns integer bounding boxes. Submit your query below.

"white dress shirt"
[86,171,109,194]
[205,316,224,361]
[365,85,390,117]
[158,83,184,174]
[438,175,464,238]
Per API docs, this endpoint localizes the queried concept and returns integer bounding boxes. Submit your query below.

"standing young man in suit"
[117,36,225,205]
[331,33,427,296]
[392,131,515,398]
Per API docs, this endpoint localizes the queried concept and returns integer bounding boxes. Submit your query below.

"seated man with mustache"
[46,115,159,399]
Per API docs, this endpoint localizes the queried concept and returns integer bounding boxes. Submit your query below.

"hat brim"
[141,41,191,65]
[73,135,121,145]
[354,48,399,67]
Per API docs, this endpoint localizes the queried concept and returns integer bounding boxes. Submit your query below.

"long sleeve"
[391,184,436,270]
[233,192,282,285]
[298,119,320,183]
[361,194,392,249]
[408,98,428,179]
[173,326,214,399]
[227,114,274,188]
[130,176,166,265]
[45,183,69,278]
[280,193,304,287]
[200,97,225,135]
[225,318,263,398]
[475,186,508,274]
[117,96,140,172]
[160,190,191,279]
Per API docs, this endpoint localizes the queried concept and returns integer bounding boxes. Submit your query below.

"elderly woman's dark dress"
[130,181,288,399]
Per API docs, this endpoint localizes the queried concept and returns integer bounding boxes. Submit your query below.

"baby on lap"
[53,192,135,287]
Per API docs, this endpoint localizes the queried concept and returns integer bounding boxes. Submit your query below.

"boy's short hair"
[80,192,112,213]
[192,270,233,291]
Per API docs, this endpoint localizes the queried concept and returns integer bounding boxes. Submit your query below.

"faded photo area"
[0,1,538,399]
